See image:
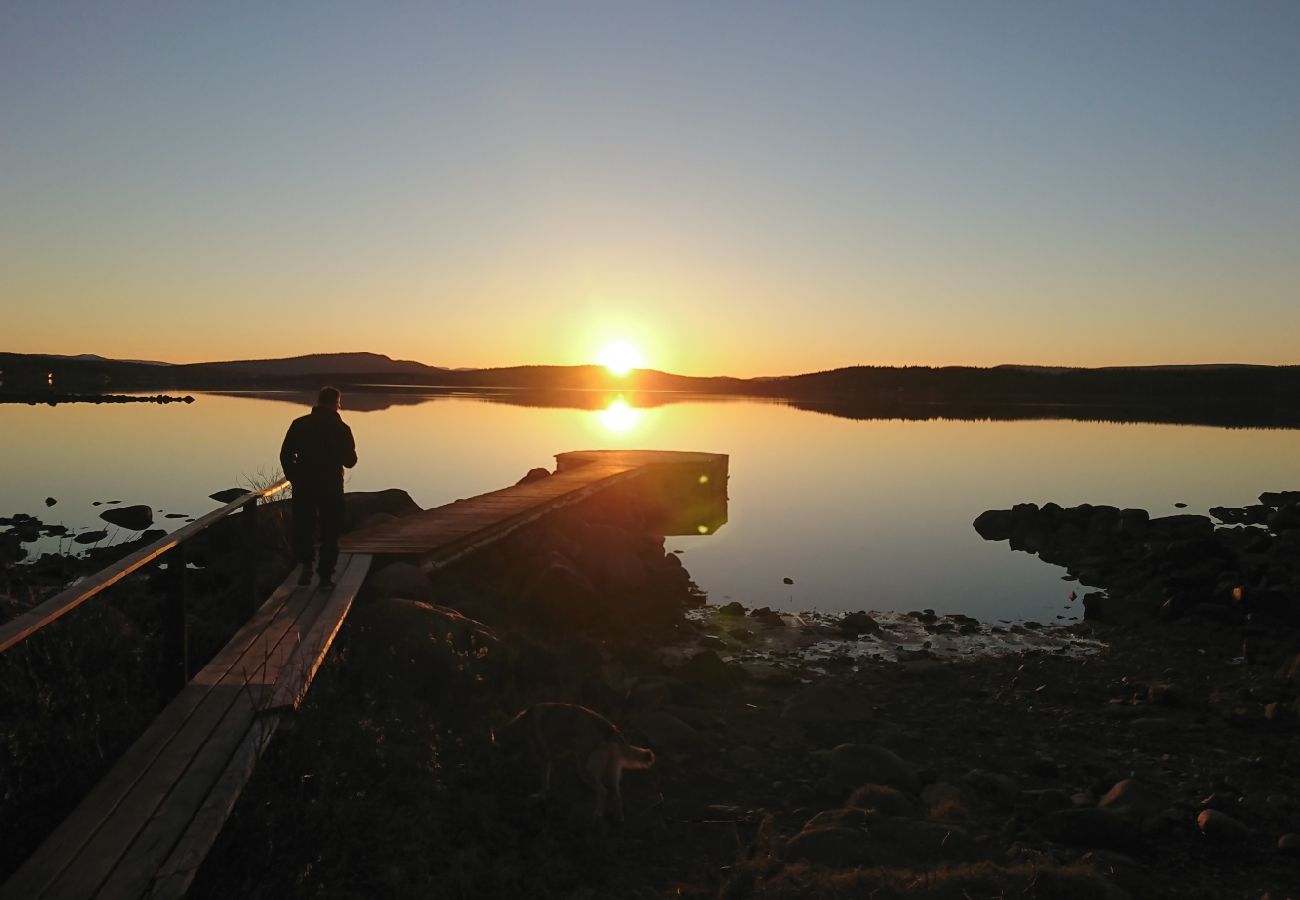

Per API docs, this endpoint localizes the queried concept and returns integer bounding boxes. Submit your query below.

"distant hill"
[176,352,445,379]
[2,351,1298,426]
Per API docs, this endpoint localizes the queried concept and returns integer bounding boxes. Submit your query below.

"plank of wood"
[0,576,307,900]
[267,554,371,711]
[0,481,289,655]
[147,715,282,900]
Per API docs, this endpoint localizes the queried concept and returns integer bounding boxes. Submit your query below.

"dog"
[497,702,654,822]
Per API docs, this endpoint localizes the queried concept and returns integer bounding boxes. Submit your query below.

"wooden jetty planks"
[340,463,644,557]
[0,576,305,900]
[267,553,372,711]
[0,559,352,900]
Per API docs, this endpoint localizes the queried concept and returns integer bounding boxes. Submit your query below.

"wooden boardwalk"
[339,461,647,560]
[3,450,725,899]
[0,554,370,900]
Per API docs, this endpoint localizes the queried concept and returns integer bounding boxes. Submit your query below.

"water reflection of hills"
[212,387,1300,429]
[788,397,1300,429]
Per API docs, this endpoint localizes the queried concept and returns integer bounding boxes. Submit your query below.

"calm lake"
[5,390,1299,623]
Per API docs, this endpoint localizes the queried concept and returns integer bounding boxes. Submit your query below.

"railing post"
[161,543,188,693]
[241,496,259,621]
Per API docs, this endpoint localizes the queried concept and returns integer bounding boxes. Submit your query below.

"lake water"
[4,390,1299,623]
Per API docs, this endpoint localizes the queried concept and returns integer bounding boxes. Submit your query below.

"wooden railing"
[0,479,290,688]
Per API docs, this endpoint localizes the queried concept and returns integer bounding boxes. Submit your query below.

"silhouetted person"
[280,386,357,588]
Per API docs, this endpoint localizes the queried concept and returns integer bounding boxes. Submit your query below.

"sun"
[596,340,644,376]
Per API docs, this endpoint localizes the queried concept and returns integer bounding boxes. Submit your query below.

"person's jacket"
[279,406,357,492]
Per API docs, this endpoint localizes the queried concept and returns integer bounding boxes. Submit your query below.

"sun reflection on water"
[597,396,641,433]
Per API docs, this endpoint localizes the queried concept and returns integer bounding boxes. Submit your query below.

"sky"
[2,1,1298,377]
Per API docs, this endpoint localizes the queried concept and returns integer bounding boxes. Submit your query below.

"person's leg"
[291,487,316,582]
[317,491,344,584]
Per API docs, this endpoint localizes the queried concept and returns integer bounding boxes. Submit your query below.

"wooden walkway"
[3,450,725,899]
[0,554,370,900]
[339,461,647,560]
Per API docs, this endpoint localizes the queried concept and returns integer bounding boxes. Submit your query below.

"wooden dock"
[2,449,727,899]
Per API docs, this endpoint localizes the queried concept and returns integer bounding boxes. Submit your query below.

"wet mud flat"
[176,482,1300,899]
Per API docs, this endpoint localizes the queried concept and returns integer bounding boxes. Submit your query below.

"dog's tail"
[618,744,655,770]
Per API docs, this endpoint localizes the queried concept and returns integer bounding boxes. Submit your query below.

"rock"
[782,576,794,585]
[781,682,874,725]
[343,489,420,530]
[785,826,876,867]
[973,509,1014,541]
[347,598,506,698]
[837,611,881,634]
[921,782,966,809]
[1278,833,1300,854]
[961,768,1020,805]
[208,488,246,503]
[677,650,743,693]
[515,467,550,485]
[1038,808,1140,850]
[365,561,435,604]
[716,601,746,617]
[140,529,165,542]
[99,504,153,531]
[1021,788,1071,814]
[44,497,56,507]
[1097,779,1167,823]
[1196,809,1249,842]
[74,530,108,545]
[517,551,600,626]
[826,744,918,794]
[847,784,916,816]
[627,710,709,751]
[357,512,398,531]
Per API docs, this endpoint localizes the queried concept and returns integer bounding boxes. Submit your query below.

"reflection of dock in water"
[340,449,728,565]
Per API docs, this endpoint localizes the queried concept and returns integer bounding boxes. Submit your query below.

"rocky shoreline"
[3,479,1298,898]
[0,392,194,405]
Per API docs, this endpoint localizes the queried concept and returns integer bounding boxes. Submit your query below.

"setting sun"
[596,340,644,376]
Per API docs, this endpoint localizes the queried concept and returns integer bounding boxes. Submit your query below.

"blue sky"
[3,1,1298,374]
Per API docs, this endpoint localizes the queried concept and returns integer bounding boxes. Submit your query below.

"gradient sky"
[3,1,1298,376]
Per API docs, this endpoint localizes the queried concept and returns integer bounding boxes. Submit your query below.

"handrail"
[0,480,290,655]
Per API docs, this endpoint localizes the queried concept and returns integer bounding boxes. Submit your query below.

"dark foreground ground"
[183,492,1298,900]
[4,486,1298,899]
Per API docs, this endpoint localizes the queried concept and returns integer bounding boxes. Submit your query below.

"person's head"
[317,386,342,410]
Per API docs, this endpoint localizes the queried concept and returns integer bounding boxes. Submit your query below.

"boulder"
[1097,779,1167,824]
[99,505,153,531]
[516,467,550,485]
[1038,808,1140,850]
[961,769,1020,805]
[74,530,108,545]
[347,598,505,698]
[343,489,420,530]
[676,650,743,693]
[785,827,877,867]
[781,682,874,725]
[847,784,916,816]
[627,711,709,751]
[826,744,918,793]
[208,488,246,503]
[837,611,881,634]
